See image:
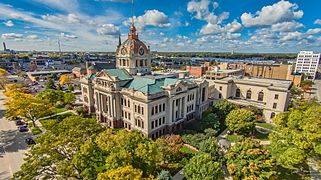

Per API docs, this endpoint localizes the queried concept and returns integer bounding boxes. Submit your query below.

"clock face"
[121,47,127,55]
[139,47,145,56]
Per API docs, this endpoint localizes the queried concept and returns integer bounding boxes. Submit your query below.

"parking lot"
[0,90,29,180]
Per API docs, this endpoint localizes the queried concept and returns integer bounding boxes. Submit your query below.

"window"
[155,106,158,113]
[152,121,154,129]
[151,107,154,115]
[219,86,222,91]
[138,106,141,113]
[235,88,241,98]
[128,113,131,120]
[202,87,206,102]
[246,90,251,99]
[135,105,137,112]
[218,93,222,99]
[159,118,161,126]
[121,98,123,105]
[141,107,144,115]
[270,112,276,119]
[274,94,279,100]
[128,99,130,107]
[273,103,277,109]
[155,119,158,127]
[162,117,165,124]
[163,103,165,111]
[142,121,144,129]
[159,104,162,112]
[258,92,264,101]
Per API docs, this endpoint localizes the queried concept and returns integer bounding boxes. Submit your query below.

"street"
[0,90,29,180]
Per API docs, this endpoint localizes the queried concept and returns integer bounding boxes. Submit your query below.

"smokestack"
[3,42,7,51]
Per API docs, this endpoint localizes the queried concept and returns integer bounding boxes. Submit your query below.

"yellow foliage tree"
[0,68,9,89]
[4,83,29,97]
[59,74,75,85]
[98,166,143,180]
[5,92,54,126]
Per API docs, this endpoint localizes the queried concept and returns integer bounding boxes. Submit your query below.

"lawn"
[180,145,197,154]
[226,134,244,143]
[31,127,42,135]
[256,122,276,131]
[54,107,67,114]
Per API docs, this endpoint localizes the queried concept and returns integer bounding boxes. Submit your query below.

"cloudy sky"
[0,0,321,53]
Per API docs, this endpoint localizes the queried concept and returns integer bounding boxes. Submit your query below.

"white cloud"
[67,14,81,24]
[96,24,120,36]
[60,33,77,40]
[31,0,79,13]
[26,34,39,40]
[271,21,304,32]
[213,2,219,9]
[185,21,190,27]
[280,31,304,42]
[123,10,170,29]
[225,20,242,33]
[307,28,321,35]
[241,0,304,27]
[200,23,224,35]
[1,33,23,40]
[159,32,165,36]
[4,20,14,27]
[314,19,321,25]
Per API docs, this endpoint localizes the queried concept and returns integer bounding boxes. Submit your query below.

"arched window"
[246,90,251,99]
[258,91,264,101]
[235,88,241,98]
[270,112,276,119]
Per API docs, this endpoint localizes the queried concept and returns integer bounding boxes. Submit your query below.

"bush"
[181,128,216,149]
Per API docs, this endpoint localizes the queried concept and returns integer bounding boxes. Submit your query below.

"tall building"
[295,51,321,80]
[80,22,210,139]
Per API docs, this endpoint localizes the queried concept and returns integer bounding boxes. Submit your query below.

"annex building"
[80,23,210,139]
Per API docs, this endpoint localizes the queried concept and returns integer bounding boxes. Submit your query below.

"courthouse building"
[80,23,210,139]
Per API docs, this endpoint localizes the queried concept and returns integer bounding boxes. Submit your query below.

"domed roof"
[116,24,149,56]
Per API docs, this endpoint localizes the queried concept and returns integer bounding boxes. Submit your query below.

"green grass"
[226,134,244,143]
[180,145,197,154]
[31,127,42,135]
[54,107,67,114]
[39,119,57,130]
[256,122,276,131]
[252,129,269,140]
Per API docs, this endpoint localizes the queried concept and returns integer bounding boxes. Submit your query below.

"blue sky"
[0,0,321,53]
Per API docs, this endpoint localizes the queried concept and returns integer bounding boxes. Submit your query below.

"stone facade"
[211,76,292,123]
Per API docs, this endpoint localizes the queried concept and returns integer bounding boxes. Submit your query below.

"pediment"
[96,70,115,81]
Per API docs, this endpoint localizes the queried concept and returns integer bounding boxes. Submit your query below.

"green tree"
[212,100,236,120]
[98,165,144,180]
[184,153,224,180]
[201,113,220,132]
[269,101,321,173]
[226,109,256,134]
[199,137,222,162]
[64,92,76,105]
[157,170,172,180]
[14,116,105,179]
[45,78,56,90]
[37,89,64,104]
[225,138,276,180]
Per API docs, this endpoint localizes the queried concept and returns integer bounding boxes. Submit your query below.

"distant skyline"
[0,0,321,53]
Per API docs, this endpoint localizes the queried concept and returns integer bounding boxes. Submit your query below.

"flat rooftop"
[218,76,292,89]
[207,69,243,73]
[26,70,71,76]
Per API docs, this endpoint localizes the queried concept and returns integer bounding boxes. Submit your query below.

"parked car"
[18,126,29,132]
[25,138,36,145]
[15,119,24,126]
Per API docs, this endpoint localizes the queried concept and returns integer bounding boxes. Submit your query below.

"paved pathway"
[0,90,29,180]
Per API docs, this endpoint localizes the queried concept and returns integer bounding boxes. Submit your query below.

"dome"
[116,24,149,56]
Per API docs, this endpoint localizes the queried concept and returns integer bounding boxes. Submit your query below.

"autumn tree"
[64,92,76,105]
[5,92,54,126]
[59,74,75,85]
[225,138,276,180]
[0,68,9,89]
[98,165,144,180]
[37,89,64,105]
[3,83,29,97]
[226,109,256,134]
[269,100,321,173]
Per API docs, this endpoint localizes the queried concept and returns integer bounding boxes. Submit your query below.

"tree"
[199,137,222,162]
[184,153,224,180]
[157,170,172,180]
[225,138,276,180]
[37,89,64,105]
[5,92,54,126]
[156,135,184,162]
[226,109,256,134]
[201,113,220,132]
[212,100,236,120]
[59,74,75,85]
[0,68,9,89]
[45,78,56,90]
[14,116,105,180]
[98,165,143,180]
[269,101,321,173]
[301,80,314,87]
[64,92,76,105]
[3,83,29,97]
